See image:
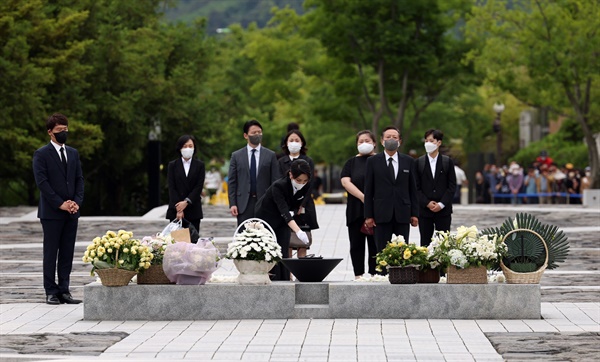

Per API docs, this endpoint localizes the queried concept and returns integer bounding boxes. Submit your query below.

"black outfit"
[364,152,419,254]
[341,155,377,276]
[475,179,491,204]
[414,155,456,247]
[33,142,84,299]
[278,155,320,235]
[166,157,205,233]
[255,177,312,280]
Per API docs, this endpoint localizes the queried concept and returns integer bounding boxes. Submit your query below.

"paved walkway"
[1,204,599,361]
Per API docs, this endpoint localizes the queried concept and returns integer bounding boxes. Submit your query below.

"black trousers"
[270,225,290,281]
[418,214,452,247]
[348,219,377,276]
[41,218,78,295]
[237,196,257,226]
[374,219,410,252]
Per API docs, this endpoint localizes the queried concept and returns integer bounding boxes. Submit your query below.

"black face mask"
[54,131,68,144]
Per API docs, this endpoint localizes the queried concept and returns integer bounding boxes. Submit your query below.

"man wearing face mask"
[33,113,84,305]
[414,129,456,247]
[228,119,281,225]
[364,126,419,259]
[166,135,205,233]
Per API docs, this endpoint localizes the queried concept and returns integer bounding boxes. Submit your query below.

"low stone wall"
[84,282,540,320]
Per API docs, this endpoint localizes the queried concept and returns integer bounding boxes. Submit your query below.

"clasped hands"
[175,200,189,220]
[60,200,79,214]
[365,216,418,228]
[427,201,442,213]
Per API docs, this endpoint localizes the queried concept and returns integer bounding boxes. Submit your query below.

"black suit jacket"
[415,155,456,218]
[364,152,418,224]
[166,158,205,221]
[255,177,311,231]
[278,154,319,230]
[33,143,84,219]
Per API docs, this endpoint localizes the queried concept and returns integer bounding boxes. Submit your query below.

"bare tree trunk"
[393,70,409,133]
[563,82,600,189]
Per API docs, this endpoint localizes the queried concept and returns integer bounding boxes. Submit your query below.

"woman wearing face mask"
[255,159,313,281]
[166,135,206,234]
[340,130,378,279]
[278,130,319,260]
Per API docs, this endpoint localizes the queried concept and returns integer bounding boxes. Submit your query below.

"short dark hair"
[356,130,376,143]
[381,126,401,139]
[175,135,197,156]
[424,129,444,141]
[290,159,311,179]
[46,113,68,131]
[282,130,308,155]
[243,119,262,134]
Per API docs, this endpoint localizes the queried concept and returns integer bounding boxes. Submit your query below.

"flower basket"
[137,264,173,284]
[96,268,136,287]
[447,265,487,284]
[500,229,548,284]
[233,259,276,285]
[226,218,282,285]
[388,266,418,284]
[417,268,440,283]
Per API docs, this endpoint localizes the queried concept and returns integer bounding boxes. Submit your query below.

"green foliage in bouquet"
[83,230,154,274]
[375,234,428,272]
[481,213,569,271]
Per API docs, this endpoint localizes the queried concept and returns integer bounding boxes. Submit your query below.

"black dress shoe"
[46,295,60,305]
[58,293,82,304]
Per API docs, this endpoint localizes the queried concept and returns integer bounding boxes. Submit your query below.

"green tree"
[303,0,474,145]
[465,0,600,188]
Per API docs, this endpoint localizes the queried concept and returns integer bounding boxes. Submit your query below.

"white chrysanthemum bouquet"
[428,225,506,270]
[226,221,282,262]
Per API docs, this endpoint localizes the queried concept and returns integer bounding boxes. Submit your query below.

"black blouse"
[341,155,373,225]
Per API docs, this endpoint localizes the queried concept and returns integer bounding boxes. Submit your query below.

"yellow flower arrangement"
[375,234,429,272]
[82,230,154,274]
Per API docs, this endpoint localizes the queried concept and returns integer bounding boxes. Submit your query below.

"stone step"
[84,282,541,320]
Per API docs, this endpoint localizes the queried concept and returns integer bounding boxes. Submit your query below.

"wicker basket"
[137,264,173,284]
[500,229,548,284]
[417,268,440,283]
[96,268,136,287]
[447,265,487,284]
[388,266,418,284]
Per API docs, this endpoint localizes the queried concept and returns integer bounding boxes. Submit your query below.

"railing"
[491,192,582,204]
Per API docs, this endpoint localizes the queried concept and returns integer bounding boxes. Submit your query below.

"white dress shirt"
[386,152,399,178]
[50,140,67,162]
[247,144,262,177]
[181,157,192,176]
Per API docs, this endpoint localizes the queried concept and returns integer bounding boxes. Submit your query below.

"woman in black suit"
[278,130,319,258]
[166,135,205,233]
[255,159,312,281]
[341,130,377,279]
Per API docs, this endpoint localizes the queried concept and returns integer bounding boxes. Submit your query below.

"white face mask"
[424,142,438,154]
[291,179,307,191]
[287,142,302,154]
[181,148,194,159]
[357,143,374,155]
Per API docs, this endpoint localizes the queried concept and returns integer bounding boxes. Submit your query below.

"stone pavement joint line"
[1,204,599,361]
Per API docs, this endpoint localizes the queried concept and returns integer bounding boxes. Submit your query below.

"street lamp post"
[493,102,505,165]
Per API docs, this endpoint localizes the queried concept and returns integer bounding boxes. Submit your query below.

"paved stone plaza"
[0,204,598,361]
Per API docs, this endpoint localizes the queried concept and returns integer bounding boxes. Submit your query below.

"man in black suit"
[228,120,281,225]
[414,129,456,247]
[364,126,419,254]
[32,113,84,305]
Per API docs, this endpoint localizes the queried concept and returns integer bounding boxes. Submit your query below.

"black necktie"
[60,147,67,172]
[250,149,257,194]
[388,157,395,180]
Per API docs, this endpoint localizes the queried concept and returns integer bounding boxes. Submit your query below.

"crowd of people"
[34,112,590,302]
[474,151,591,205]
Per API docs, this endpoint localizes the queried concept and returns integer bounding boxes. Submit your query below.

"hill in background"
[164,0,304,34]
